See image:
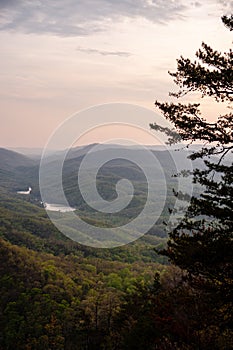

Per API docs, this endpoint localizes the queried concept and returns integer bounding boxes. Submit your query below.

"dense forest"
[0,14,232,350]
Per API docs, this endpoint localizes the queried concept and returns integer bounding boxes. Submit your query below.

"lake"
[44,203,76,212]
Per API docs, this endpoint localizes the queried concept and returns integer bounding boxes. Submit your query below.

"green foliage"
[0,183,167,349]
[114,269,233,349]
[0,235,164,349]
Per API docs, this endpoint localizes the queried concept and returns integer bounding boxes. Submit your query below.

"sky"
[0,0,232,148]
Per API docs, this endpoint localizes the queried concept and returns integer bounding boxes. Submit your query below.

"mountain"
[0,144,179,249]
[40,145,196,218]
[0,148,39,191]
[0,148,36,171]
[0,145,207,349]
[0,145,198,239]
[0,191,164,349]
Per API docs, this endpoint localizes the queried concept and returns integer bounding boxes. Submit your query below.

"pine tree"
[151,14,233,342]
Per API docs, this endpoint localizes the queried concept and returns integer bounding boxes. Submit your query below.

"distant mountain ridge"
[0,148,39,191]
[0,148,36,172]
[0,144,200,197]
[0,144,203,249]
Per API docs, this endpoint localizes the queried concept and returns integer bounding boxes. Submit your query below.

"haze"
[1,0,232,148]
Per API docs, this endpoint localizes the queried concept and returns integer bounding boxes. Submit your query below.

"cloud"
[191,1,202,7]
[76,47,132,57]
[217,0,233,11]
[0,0,231,38]
[0,0,187,37]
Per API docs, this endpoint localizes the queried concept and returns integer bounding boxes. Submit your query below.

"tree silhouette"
[151,14,233,342]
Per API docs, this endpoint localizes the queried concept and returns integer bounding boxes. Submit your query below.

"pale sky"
[0,0,232,148]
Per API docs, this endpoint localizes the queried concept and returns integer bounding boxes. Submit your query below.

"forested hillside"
[0,189,166,349]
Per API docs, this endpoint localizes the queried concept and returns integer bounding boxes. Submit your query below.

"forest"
[0,14,232,350]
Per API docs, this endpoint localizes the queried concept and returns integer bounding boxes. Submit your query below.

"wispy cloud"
[0,0,188,37]
[0,0,231,38]
[191,2,202,8]
[76,47,132,57]
[217,0,233,11]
